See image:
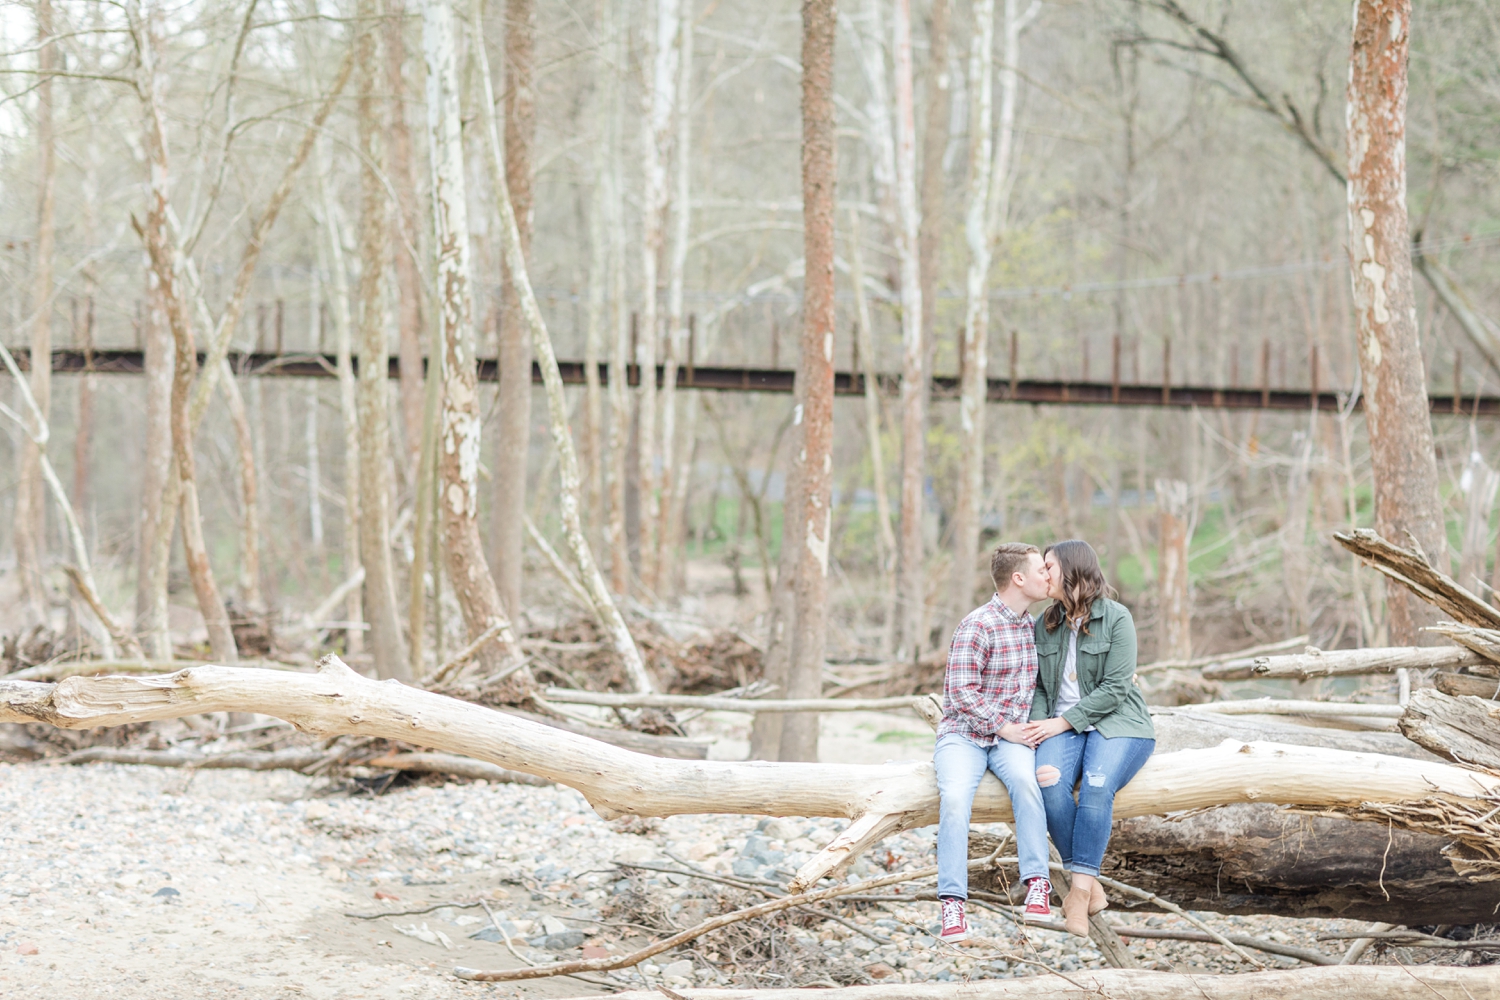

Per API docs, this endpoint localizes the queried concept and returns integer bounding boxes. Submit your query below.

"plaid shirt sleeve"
[943,615,1000,738]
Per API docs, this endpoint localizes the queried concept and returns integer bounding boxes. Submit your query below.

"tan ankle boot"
[1089,880,1108,915]
[1062,886,1091,937]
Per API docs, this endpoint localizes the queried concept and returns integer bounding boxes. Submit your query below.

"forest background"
[0,0,1495,761]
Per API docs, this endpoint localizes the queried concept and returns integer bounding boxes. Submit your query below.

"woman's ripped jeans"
[1033,730,1154,877]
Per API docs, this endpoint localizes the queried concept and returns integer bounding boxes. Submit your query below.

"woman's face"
[1044,551,1065,601]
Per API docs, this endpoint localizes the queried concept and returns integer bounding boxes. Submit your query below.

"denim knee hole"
[1084,771,1106,787]
[1036,765,1061,787]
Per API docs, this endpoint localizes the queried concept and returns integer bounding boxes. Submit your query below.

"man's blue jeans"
[933,732,1049,899]
[1034,730,1155,877]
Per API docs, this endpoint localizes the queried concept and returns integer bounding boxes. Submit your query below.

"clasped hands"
[998,716,1073,748]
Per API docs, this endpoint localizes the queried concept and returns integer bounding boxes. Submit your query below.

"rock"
[541,916,569,936]
[613,844,657,864]
[582,945,611,960]
[17,942,38,956]
[114,874,142,889]
[865,963,898,979]
[394,923,454,949]
[661,960,693,979]
[152,887,180,900]
[304,801,330,822]
[731,859,762,878]
[759,818,798,841]
[374,890,400,901]
[540,931,587,950]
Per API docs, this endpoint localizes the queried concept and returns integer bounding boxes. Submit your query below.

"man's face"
[1012,552,1051,603]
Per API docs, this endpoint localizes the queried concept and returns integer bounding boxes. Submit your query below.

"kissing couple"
[933,540,1156,941]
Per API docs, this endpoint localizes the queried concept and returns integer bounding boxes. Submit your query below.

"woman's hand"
[1030,717,1074,741]
[999,721,1046,748]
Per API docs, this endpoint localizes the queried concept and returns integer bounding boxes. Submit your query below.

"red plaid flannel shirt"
[938,595,1038,746]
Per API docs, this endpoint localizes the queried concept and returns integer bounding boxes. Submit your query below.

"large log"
[1252,645,1483,679]
[971,804,1500,924]
[1149,709,1435,759]
[1399,687,1500,770]
[584,967,1500,1000]
[3,657,1498,892]
[1436,671,1500,700]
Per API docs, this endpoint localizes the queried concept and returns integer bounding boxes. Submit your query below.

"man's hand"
[1030,717,1074,742]
[999,721,1046,748]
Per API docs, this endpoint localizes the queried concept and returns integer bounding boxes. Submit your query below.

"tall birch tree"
[423,0,520,675]
[892,0,926,662]
[493,0,536,621]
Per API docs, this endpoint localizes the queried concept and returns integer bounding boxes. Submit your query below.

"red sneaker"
[938,896,968,943]
[1023,877,1052,919]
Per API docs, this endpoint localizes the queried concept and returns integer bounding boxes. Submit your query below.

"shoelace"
[1025,879,1051,906]
[940,897,964,929]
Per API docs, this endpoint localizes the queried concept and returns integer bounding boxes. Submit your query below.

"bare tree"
[385,0,427,479]
[604,2,631,595]
[137,223,174,658]
[778,0,839,763]
[892,0,926,662]
[356,0,409,680]
[219,364,263,610]
[1156,478,1191,660]
[423,0,521,676]
[1345,0,1446,645]
[15,0,57,626]
[493,0,535,623]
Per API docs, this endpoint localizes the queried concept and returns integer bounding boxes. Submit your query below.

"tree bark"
[1345,0,1446,646]
[973,803,1500,926]
[892,0,927,663]
[777,0,838,763]
[493,0,535,623]
[473,0,653,693]
[72,300,94,553]
[16,0,56,626]
[583,0,611,553]
[1156,478,1191,660]
[1399,687,1500,770]
[384,0,427,481]
[605,26,631,595]
[356,1,409,680]
[917,0,949,625]
[423,0,524,679]
[6,660,1500,896]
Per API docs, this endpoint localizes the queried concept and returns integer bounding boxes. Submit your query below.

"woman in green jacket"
[1029,539,1155,936]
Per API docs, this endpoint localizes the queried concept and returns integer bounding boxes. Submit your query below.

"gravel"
[0,760,1409,998]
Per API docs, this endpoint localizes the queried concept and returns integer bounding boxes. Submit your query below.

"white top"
[1054,620,1095,732]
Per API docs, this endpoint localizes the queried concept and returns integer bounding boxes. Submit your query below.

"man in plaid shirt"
[933,543,1054,942]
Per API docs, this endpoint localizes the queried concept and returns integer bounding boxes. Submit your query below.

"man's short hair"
[990,543,1041,590]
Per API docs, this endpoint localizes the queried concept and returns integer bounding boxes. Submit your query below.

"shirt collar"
[990,594,1032,624]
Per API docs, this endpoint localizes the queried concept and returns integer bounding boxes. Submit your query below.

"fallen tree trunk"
[1436,671,1500,700]
[1426,622,1500,665]
[1399,687,1500,770]
[1251,645,1483,679]
[1139,634,1308,676]
[1334,528,1500,629]
[3,657,1498,892]
[973,804,1500,924]
[582,967,1500,1000]
[1175,699,1403,718]
[1149,710,1434,759]
[541,689,926,714]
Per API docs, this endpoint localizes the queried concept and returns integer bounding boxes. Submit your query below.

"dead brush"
[602,871,868,987]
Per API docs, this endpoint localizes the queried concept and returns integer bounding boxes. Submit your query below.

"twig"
[345,901,482,920]
[428,618,516,685]
[542,688,928,714]
[1081,868,1267,968]
[453,850,1005,982]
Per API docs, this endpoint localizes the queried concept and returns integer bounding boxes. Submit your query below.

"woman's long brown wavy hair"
[1042,539,1116,633]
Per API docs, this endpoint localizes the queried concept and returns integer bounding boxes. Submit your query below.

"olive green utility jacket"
[1029,597,1155,740]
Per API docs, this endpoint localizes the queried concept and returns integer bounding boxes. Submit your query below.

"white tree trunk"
[656,1,694,592]
[892,0,926,662]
